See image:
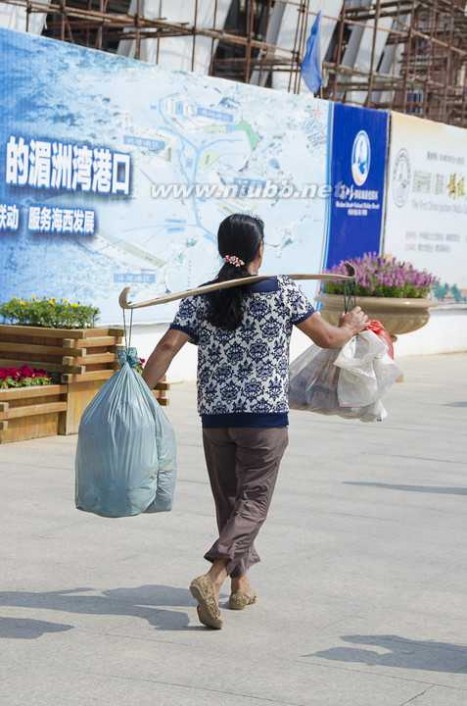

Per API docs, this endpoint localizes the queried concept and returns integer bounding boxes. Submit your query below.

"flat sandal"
[228,591,257,611]
[189,575,223,629]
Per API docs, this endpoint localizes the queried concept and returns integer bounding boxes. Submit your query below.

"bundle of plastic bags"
[75,355,177,517]
[289,325,401,422]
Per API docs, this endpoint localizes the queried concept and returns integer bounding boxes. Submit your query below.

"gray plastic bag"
[75,362,177,517]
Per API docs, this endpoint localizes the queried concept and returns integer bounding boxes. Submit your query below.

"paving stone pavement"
[1,353,467,706]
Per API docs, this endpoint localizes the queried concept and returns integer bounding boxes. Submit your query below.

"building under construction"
[1,0,466,127]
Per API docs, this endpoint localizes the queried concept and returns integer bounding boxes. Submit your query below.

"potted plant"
[0,297,123,435]
[318,253,438,337]
[0,364,67,444]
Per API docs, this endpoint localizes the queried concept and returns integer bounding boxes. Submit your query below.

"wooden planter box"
[0,324,124,435]
[0,380,169,445]
[153,381,169,407]
[0,324,124,377]
[0,325,170,442]
[0,385,67,444]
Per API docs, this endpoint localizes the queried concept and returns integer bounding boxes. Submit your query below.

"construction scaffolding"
[325,0,467,127]
[1,0,466,127]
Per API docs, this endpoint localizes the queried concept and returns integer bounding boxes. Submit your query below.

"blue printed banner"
[325,103,389,268]
[0,28,330,323]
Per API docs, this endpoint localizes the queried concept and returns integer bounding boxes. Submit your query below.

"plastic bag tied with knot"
[75,356,177,518]
[116,346,140,369]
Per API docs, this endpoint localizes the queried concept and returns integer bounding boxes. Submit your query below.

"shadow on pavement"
[0,585,199,638]
[344,481,467,496]
[305,634,467,673]
[0,616,73,640]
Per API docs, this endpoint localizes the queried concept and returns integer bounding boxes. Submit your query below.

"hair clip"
[224,254,245,268]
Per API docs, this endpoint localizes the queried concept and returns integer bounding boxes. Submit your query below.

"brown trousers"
[202,427,289,578]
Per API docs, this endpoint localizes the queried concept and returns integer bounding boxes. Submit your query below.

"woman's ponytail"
[206,214,264,330]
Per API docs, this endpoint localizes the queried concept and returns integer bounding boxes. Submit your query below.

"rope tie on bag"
[119,308,139,368]
[342,262,356,313]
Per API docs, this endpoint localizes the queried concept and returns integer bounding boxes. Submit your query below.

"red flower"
[0,365,52,385]
[29,368,47,378]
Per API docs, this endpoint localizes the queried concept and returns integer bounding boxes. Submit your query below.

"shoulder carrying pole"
[119,273,354,310]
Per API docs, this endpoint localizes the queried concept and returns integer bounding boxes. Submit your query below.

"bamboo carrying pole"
[119,273,354,311]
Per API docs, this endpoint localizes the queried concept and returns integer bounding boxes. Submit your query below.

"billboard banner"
[325,103,389,267]
[0,28,330,323]
[385,112,467,294]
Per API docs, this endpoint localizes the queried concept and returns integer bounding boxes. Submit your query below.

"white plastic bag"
[289,330,401,422]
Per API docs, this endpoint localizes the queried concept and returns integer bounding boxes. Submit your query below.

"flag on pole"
[301,10,322,95]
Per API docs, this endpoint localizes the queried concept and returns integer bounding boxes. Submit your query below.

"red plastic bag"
[366,319,394,359]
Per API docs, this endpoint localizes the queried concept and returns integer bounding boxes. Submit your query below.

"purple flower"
[324,252,438,298]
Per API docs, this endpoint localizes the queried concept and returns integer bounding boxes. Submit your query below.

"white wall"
[0,0,47,33]
[392,305,467,357]
[130,304,467,383]
[118,0,231,74]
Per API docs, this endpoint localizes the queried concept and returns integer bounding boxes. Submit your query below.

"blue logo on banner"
[351,130,371,186]
[325,104,389,268]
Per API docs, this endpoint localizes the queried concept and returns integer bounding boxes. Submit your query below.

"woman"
[143,213,368,630]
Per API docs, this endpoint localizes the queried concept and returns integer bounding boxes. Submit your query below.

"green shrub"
[0,297,100,328]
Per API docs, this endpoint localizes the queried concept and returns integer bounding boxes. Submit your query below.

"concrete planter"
[317,294,434,337]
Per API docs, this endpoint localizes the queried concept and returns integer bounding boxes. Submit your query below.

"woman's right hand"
[297,307,369,348]
[339,306,369,334]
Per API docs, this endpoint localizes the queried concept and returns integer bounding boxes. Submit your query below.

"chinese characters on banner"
[384,113,467,292]
[0,203,19,231]
[1,135,131,235]
[28,206,95,235]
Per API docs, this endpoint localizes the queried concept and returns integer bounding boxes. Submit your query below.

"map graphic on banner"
[325,103,389,268]
[0,28,329,323]
[385,112,467,295]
